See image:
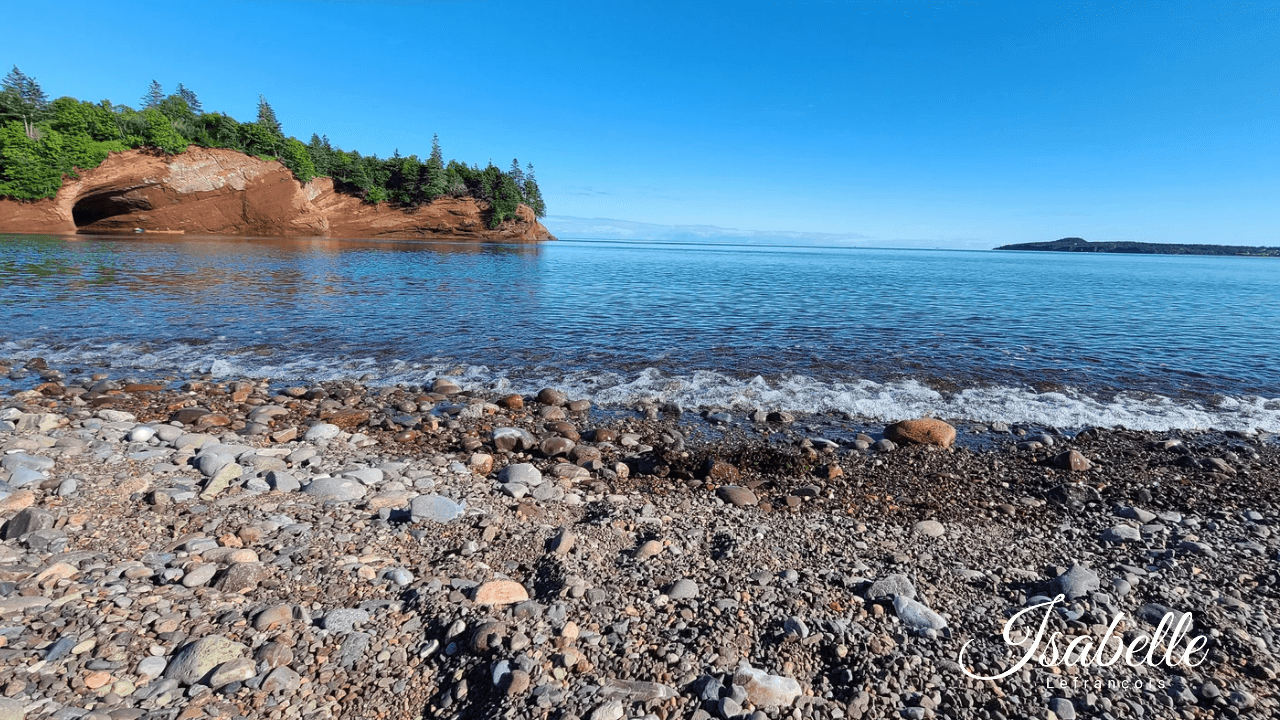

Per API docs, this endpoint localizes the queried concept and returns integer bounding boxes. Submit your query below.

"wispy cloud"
[544,216,877,245]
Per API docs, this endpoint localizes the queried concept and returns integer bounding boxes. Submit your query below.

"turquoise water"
[1,234,1277,431]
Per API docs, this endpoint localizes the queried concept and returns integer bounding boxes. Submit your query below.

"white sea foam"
[2,340,1277,432]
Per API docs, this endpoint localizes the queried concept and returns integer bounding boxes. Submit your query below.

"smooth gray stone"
[499,463,543,486]
[492,427,537,452]
[1100,525,1142,543]
[335,632,371,669]
[1052,564,1100,600]
[196,453,234,478]
[1,452,53,471]
[323,608,370,633]
[667,579,698,600]
[410,494,465,523]
[343,468,384,486]
[266,470,301,492]
[302,476,366,502]
[304,423,341,441]
[165,635,247,686]
[8,465,46,487]
[866,573,917,600]
[894,596,947,631]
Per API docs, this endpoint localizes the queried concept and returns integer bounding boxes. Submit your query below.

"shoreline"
[2,353,1277,437]
[1,367,1277,719]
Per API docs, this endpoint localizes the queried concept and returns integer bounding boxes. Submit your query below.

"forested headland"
[0,67,545,228]
[996,237,1280,257]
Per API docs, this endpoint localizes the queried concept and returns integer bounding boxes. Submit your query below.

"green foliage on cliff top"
[0,68,546,226]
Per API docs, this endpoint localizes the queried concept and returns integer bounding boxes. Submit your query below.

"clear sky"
[7,0,1279,248]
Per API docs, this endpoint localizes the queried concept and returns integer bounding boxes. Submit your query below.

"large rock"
[2,507,55,540]
[165,635,247,686]
[733,664,803,707]
[474,580,529,605]
[302,476,366,503]
[1052,564,1100,600]
[492,427,537,452]
[716,485,758,507]
[866,573,917,600]
[499,463,543,486]
[410,494,466,523]
[1053,449,1093,471]
[0,147,555,241]
[893,595,948,631]
[884,419,956,448]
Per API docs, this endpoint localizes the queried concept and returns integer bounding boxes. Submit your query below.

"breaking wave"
[2,339,1277,433]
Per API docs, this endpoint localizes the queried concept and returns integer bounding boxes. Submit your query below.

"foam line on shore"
[3,340,1277,433]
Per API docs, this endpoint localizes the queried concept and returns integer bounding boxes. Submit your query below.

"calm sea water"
[2,233,1278,431]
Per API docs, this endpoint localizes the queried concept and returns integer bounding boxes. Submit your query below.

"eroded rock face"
[0,147,555,241]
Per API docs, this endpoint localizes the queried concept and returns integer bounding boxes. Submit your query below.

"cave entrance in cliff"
[71,190,152,231]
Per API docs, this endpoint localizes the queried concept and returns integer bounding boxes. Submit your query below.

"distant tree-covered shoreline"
[0,67,546,228]
[996,237,1280,257]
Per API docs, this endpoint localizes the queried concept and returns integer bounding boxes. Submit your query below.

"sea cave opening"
[72,189,152,231]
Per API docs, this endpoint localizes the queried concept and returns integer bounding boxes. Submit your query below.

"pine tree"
[523,163,546,218]
[175,83,202,114]
[256,95,281,135]
[430,134,443,167]
[142,80,165,109]
[424,133,447,199]
[1,66,51,139]
[509,158,525,191]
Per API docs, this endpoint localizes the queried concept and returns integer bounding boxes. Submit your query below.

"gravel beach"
[0,361,1277,720]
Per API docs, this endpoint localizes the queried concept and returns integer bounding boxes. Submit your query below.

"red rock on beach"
[884,419,957,448]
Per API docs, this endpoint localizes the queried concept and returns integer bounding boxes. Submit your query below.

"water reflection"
[1,233,1278,403]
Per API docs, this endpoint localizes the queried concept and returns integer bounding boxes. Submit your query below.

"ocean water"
[1,233,1278,432]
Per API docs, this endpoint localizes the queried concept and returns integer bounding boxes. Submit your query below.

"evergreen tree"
[0,66,51,139]
[430,134,443,167]
[523,163,546,217]
[423,133,447,199]
[175,83,202,114]
[244,95,285,157]
[256,95,281,135]
[509,158,524,191]
[142,80,165,109]
[0,77,548,215]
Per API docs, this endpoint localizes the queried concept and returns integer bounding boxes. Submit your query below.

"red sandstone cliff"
[0,147,555,241]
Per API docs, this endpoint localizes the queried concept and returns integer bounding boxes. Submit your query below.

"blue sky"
[7,0,1278,248]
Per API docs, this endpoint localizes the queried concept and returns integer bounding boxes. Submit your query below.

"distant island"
[996,237,1280,257]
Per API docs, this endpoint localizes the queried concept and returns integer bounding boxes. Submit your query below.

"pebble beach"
[0,361,1277,720]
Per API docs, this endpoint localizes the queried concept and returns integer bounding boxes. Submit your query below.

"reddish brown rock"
[1053,449,1093,471]
[474,580,529,606]
[326,408,370,430]
[270,427,298,443]
[702,459,741,482]
[0,147,555,241]
[171,407,210,425]
[884,419,957,448]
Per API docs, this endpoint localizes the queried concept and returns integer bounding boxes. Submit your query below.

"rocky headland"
[0,360,1277,720]
[0,148,554,242]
